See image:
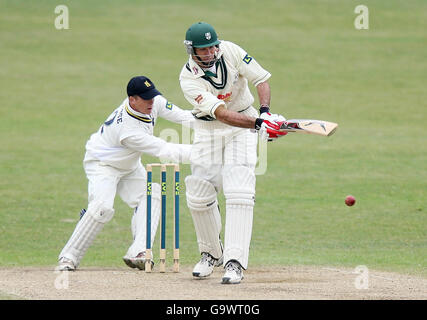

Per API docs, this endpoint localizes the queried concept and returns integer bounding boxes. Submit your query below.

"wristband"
[259,105,270,114]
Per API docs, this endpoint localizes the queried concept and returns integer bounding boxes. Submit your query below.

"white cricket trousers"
[84,160,146,210]
[188,106,259,269]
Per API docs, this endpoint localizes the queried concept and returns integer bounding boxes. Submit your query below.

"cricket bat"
[280,119,338,137]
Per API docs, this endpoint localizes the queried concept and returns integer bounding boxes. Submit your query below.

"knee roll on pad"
[87,200,115,224]
[223,166,256,206]
[185,175,218,211]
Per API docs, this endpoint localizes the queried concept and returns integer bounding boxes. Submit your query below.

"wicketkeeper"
[180,22,287,284]
[58,76,193,271]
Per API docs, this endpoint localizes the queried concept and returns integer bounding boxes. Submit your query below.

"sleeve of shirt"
[155,95,195,128]
[121,132,192,164]
[227,41,271,87]
[179,78,225,119]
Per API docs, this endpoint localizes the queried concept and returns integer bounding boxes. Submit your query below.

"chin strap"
[192,45,221,69]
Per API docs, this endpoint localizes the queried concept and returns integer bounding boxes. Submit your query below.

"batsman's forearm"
[256,81,271,107]
[214,105,256,129]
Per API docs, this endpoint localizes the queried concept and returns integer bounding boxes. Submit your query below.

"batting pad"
[127,183,161,257]
[59,200,115,266]
[222,166,255,269]
[185,175,223,259]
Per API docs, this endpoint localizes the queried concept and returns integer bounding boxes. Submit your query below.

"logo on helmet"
[205,32,211,40]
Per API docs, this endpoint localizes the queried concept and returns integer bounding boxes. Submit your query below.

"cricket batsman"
[179,22,287,284]
[58,76,194,271]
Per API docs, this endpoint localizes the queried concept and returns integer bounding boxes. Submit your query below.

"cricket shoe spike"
[58,257,76,271]
[222,260,244,284]
[192,252,218,278]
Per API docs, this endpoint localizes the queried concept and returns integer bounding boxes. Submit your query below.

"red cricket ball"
[345,195,356,206]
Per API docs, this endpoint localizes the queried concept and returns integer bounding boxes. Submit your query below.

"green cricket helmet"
[184,22,221,67]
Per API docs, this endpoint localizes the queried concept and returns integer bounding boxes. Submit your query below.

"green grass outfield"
[0,0,425,276]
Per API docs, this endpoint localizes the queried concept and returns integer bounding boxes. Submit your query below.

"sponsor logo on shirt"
[243,53,253,64]
[217,92,232,102]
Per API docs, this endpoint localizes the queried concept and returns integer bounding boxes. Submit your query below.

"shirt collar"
[124,99,153,123]
[188,58,205,78]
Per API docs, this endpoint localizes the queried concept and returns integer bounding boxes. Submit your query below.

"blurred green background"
[0,0,425,276]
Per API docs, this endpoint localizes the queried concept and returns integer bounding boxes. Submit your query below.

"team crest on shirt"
[205,32,211,40]
[166,101,173,110]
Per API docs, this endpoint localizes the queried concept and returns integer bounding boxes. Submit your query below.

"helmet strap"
[193,45,220,69]
[194,55,215,68]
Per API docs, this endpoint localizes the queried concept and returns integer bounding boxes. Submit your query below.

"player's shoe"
[122,254,137,269]
[123,251,154,270]
[192,252,218,278]
[221,260,244,284]
[58,257,76,271]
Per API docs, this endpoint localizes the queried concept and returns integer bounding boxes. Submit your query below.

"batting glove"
[255,117,288,142]
[259,111,287,123]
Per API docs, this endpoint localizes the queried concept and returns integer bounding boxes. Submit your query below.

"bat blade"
[280,119,338,136]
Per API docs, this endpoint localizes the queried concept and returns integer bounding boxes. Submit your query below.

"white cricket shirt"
[84,95,193,170]
[179,40,271,120]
